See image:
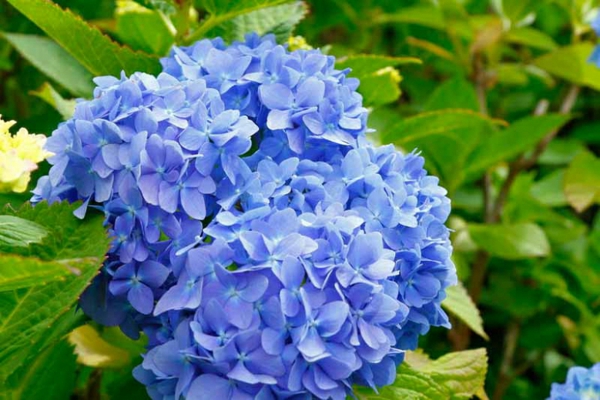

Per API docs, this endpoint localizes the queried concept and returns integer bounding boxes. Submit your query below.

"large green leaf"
[6,0,161,77]
[355,349,488,399]
[468,222,550,259]
[0,215,47,248]
[187,0,294,43]
[423,77,478,112]
[209,2,307,43]
[443,283,489,340]
[563,150,600,212]
[504,27,558,51]
[115,1,175,56]
[0,255,79,292]
[381,110,500,191]
[5,340,77,400]
[0,202,109,384]
[2,33,94,98]
[534,43,600,91]
[465,114,572,177]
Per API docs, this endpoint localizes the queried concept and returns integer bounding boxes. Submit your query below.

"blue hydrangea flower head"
[33,33,456,400]
[590,11,600,66]
[549,363,600,400]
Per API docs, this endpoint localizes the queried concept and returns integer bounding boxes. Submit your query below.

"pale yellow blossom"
[287,36,312,51]
[0,115,52,193]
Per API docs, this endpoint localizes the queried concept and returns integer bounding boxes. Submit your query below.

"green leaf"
[30,82,76,120]
[6,340,77,400]
[381,110,501,191]
[68,325,131,368]
[209,2,307,43]
[0,215,47,248]
[2,33,94,98]
[468,222,550,259]
[0,201,109,383]
[531,170,568,207]
[496,0,540,24]
[0,255,80,292]
[132,0,176,14]
[336,55,420,107]
[505,27,558,50]
[443,283,489,340]
[115,1,175,56]
[538,138,585,165]
[465,114,572,177]
[534,43,600,90]
[375,5,445,30]
[563,150,600,212]
[423,77,479,111]
[336,54,422,76]
[6,0,161,77]
[188,0,293,43]
[356,349,488,399]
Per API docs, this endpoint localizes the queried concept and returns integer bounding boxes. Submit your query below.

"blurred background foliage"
[1,0,600,399]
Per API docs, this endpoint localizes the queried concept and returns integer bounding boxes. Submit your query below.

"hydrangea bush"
[548,363,600,400]
[33,34,456,399]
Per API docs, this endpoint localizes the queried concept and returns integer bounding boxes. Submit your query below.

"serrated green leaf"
[6,0,161,77]
[423,77,478,111]
[355,349,488,400]
[30,82,76,120]
[534,43,600,91]
[68,325,131,368]
[2,33,94,98]
[468,222,550,259]
[0,215,47,248]
[381,110,501,191]
[209,2,307,43]
[443,283,489,340]
[505,27,558,50]
[115,1,175,55]
[0,202,109,383]
[465,114,572,177]
[563,150,600,212]
[6,340,77,400]
[0,255,78,292]
[416,348,488,398]
[188,0,293,43]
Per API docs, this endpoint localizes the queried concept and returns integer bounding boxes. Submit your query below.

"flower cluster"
[0,116,51,193]
[33,34,456,400]
[548,363,600,400]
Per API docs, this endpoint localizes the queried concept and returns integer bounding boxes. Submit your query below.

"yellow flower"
[0,115,52,193]
[287,36,312,51]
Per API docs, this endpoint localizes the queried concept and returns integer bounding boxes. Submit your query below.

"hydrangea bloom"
[33,33,456,400]
[590,11,600,65]
[548,363,600,400]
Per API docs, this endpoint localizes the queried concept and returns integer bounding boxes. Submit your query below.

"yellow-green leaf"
[68,325,131,368]
[563,151,600,212]
[443,283,489,340]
